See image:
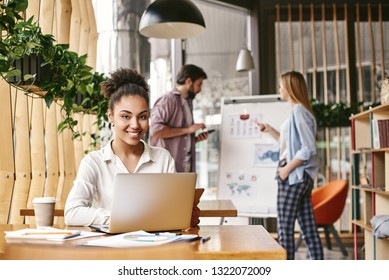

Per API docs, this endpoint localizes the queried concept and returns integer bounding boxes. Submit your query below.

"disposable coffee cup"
[33,197,56,227]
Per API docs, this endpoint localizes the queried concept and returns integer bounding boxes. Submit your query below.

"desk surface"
[198,200,237,217]
[0,224,285,260]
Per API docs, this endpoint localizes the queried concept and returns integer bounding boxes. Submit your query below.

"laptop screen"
[107,173,197,234]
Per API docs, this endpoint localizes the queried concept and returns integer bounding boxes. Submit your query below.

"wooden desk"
[20,199,238,218]
[198,200,237,217]
[0,224,285,260]
[191,225,285,260]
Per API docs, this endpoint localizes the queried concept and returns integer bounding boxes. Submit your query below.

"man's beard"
[187,86,196,100]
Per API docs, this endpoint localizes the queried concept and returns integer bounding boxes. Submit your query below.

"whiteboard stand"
[217,94,291,225]
[239,213,277,232]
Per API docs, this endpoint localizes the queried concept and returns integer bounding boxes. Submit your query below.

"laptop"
[90,173,197,234]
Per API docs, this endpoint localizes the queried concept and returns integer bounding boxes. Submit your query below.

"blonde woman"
[253,71,323,260]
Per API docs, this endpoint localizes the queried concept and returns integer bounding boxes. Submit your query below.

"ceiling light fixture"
[236,11,254,72]
[139,0,206,39]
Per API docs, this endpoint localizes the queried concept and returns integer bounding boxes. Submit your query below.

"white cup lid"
[33,197,56,203]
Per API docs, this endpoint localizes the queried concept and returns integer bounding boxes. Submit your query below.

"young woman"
[65,68,200,227]
[253,71,323,260]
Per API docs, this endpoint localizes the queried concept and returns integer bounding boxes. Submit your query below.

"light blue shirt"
[285,104,318,185]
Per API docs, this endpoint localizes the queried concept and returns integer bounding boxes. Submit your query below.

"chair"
[295,179,349,257]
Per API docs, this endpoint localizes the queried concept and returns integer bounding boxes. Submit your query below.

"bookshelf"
[350,103,389,260]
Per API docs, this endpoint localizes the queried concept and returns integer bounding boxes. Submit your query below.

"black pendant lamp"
[139,0,206,39]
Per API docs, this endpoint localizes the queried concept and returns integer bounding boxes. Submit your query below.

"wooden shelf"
[352,220,372,232]
[352,147,389,154]
[350,104,389,120]
[352,185,389,196]
[351,103,389,259]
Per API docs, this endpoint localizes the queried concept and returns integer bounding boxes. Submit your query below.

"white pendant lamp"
[139,0,206,39]
[236,48,255,72]
[236,11,254,72]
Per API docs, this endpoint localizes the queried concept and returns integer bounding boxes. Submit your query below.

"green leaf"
[57,122,67,133]
[65,79,74,90]
[86,84,94,95]
[0,61,10,72]
[5,69,21,78]
[77,83,86,94]
[44,93,54,108]
[23,74,35,81]
[13,0,28,13]
[12,46,25,56]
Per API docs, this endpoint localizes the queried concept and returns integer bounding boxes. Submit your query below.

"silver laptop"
[91,173,197,234]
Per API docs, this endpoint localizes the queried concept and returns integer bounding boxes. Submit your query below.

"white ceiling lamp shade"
[139,0,206,39]
[236,10,254,72]
[236,48,255,72]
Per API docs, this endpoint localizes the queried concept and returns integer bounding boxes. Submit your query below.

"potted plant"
[310,99,381,128]
[311,99,357,128]
[0,0,108,145]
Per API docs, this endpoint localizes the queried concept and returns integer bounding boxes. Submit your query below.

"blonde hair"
[281,71,314,116]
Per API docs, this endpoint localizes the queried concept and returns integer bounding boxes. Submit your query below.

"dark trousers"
[276,171,324,260]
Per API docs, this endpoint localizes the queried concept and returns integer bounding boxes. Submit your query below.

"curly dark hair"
[100,68,150,111]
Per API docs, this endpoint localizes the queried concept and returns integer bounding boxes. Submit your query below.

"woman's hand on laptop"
[191,205,200,226]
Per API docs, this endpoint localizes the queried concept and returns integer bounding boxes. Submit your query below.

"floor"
[294,236,362,260]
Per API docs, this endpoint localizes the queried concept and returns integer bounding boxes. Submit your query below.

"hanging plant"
[0,0,109,146]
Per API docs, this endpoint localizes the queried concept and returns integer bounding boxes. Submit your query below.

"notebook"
[90,173,197,234]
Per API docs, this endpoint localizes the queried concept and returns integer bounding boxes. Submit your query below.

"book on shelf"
[372,119,389,149]
[372,119,381,149]
[385,120,389,148]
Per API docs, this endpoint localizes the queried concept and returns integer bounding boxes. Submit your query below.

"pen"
[201,235,211,243]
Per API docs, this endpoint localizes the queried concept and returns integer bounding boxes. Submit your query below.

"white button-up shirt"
[64,140,176,226]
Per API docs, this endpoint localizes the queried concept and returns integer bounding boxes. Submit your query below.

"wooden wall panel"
[55,0,72,44]
[69,0,81,52]
[310,4,317,99]
[78,0,90,56]
[356,4,364,104]
[0,80,15,224]
[86,0,98,69]
[26,97,46,224]
[25,0,40,21]
[378,4,385,78]
[0,0,102,225]
[43,103,60,199]
[288,4,294,70]
[73,113,84,172]
[333,4,341,180]
[39,0,55,34]
[276,4,281,79]
[90,114,100,150]
[82,114,93,153]
[9,88,31,224]
[367,4,376,101]
[298,4,304,74]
